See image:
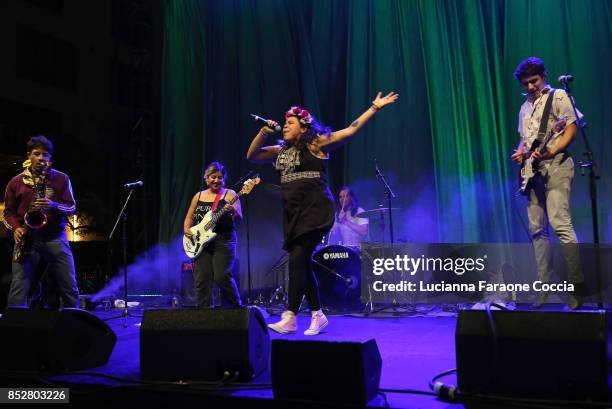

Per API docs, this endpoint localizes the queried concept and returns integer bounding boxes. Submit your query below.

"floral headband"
[285,106,313,126]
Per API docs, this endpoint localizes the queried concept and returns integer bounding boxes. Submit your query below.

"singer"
[3,135,80,308]
[182,162,243,308]
[510,56,584,309]
[246,91,398,335]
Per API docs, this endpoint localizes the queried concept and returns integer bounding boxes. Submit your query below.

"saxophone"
[13,169,49,263]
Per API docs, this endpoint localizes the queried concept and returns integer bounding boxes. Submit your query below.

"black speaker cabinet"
[271,338,382,405]
[140,307,269,381]
[456,309,609,400]
[0,307,117,371]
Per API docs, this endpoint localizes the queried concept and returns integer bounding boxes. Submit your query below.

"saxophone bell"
[14,167,50,263]
[24,209,48,229]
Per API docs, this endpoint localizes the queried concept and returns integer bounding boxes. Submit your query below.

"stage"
[0,304,609,408]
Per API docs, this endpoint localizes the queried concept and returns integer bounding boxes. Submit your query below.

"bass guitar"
[183,177,260,259]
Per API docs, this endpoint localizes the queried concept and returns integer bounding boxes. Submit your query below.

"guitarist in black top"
[183,162,242,308]
[510,57,584,310]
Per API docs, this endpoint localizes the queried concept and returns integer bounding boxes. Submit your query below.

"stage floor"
[1,305,608,408]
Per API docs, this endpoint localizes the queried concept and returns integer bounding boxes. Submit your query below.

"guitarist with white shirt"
[510,57,584,310]
[183,162,242,308]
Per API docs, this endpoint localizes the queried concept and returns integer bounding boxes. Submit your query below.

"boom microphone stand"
[232,167,262,304]
[369,159,413,315]
[375,159,396,243]
[106,184,140,327]
[559,75,604,309]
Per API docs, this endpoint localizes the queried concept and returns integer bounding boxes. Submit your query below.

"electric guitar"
[183,177,260,259]
[518,117,567,195]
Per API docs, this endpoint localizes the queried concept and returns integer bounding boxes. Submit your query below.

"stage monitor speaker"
[456,309,609,400]
[0,307,117,371]
[140,306,269,381]
[271,338,382,405]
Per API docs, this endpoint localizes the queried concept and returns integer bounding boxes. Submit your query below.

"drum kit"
[355,206,401,245]
[354,207,401,218]
[266,206,404,313]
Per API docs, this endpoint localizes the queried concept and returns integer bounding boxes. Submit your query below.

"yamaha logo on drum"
[322,251,350,260]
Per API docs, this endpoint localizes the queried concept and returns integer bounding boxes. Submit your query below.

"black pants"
[193,232,242,308]
[9,234,79,308]
[287,231,323,314]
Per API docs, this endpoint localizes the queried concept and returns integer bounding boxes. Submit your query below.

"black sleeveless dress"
[274,144,335,250]
[192,194,235,236]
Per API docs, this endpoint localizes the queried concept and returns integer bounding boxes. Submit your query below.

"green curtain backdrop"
[161,0,611,251]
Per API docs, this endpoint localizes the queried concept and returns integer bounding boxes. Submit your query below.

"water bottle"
[171,289,181,308]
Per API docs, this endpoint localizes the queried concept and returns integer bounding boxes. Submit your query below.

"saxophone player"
[3,135,79,308]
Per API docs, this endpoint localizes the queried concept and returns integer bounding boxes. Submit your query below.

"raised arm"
[246,121,283,164]
[316,91,399,153]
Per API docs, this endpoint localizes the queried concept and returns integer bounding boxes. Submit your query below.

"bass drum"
[312,245,362,313]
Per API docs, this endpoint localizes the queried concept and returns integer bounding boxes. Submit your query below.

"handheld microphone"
[558,74,574,84]
[250,114,281,132]
[124,181,144,189]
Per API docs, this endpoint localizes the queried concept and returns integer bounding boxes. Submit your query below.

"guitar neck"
[537,118,568,153]
[540,131,555,151]
[226,190,245,206]
[208,190,246,225]
[202,177,260,230]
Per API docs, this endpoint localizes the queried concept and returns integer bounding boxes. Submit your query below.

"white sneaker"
[304,310,328,336]
[268,310,297,334]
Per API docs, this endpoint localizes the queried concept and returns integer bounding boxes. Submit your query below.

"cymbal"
[355,207,402,218]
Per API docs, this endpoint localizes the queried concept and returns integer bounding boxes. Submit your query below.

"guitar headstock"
[240,177,261,195]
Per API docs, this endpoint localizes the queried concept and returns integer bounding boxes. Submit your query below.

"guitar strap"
[532,88,556,148]
[211,191,224,211]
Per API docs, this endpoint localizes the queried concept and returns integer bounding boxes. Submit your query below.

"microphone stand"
[105,116,144,323]
[106,187,137,327]
[245,195,252,305]
[266,253,289,310]
[232,167,261,305]
[560,79,603,309]
[232,167,260,188]
[375,160,396,243]
[371,160,413,315]
[311,258,354,313]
